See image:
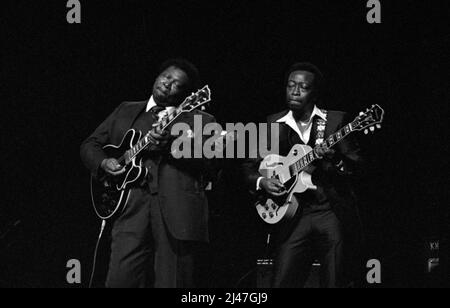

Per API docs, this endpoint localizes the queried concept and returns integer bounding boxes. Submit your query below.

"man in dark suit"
[243,62,365,288]
[80,59,216,288]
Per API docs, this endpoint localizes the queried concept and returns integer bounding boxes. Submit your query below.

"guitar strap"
[314,109,328,146]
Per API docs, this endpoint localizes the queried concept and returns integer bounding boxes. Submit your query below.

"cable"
[234,268,257,288]
[88,220,106,288]
[265,233,271,258]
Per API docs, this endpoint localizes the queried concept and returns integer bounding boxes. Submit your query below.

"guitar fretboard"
[122,107,185,164]
[120,86,210,165]
[289,122,353,175]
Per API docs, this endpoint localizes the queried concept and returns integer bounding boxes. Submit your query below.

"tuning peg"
[376,124,382,129]
[370,126,375,132]
[364,129,369,135]
[359,112,364,116]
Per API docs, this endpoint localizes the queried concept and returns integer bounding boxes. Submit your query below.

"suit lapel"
[112,101,148,145]
[277,123,303,156]
[128,101,149,129]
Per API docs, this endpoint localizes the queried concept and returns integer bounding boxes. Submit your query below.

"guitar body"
[90,129,148,220]
[256,144,317,224]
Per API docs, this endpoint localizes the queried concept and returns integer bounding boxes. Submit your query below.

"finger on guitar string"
[261,178,288,196]
[150,129,169,141]
[107,167,126,176]
[269,188,288,197]
[151,123,169,137]
[148,134,160,145]
[101,158,124,173]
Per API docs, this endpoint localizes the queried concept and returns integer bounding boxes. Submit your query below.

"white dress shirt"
[275,105,327,144]
[257,105,326,190]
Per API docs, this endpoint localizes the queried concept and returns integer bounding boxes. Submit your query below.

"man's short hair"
[285,62,324,93]
[159,58,201,93]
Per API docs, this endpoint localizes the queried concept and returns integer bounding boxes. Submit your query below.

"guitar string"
[126,87,209,162]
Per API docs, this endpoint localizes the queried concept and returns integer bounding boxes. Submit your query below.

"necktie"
[150,105,165,115]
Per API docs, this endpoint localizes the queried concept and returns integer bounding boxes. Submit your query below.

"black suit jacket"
[80,100,216,242]
[242,109,365,225]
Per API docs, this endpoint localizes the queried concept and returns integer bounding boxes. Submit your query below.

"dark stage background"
[1,1,448,287]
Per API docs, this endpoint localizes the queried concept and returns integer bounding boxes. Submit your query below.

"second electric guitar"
[256,104,384,224]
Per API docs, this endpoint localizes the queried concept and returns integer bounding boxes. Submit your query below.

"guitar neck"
[122,107,185,164]
[110,85,211,166]
[289,121,355,175]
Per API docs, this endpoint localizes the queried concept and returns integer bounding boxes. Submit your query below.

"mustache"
[157,86,169,94]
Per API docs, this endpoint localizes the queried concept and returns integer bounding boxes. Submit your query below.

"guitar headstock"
[180,85,212,113]
[351,104,385,134]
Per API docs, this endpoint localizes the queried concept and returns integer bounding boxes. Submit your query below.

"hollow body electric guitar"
[90,86,212,220]
[256,105,384,224]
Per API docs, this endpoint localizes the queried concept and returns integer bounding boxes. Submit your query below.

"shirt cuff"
[256,177,264,191]
[300,172,317,190]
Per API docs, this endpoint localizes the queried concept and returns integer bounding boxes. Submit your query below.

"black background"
[1,0,448,287]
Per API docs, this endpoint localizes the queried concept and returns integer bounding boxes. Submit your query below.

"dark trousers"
[105,188,201,288]
[272,209,343,288]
